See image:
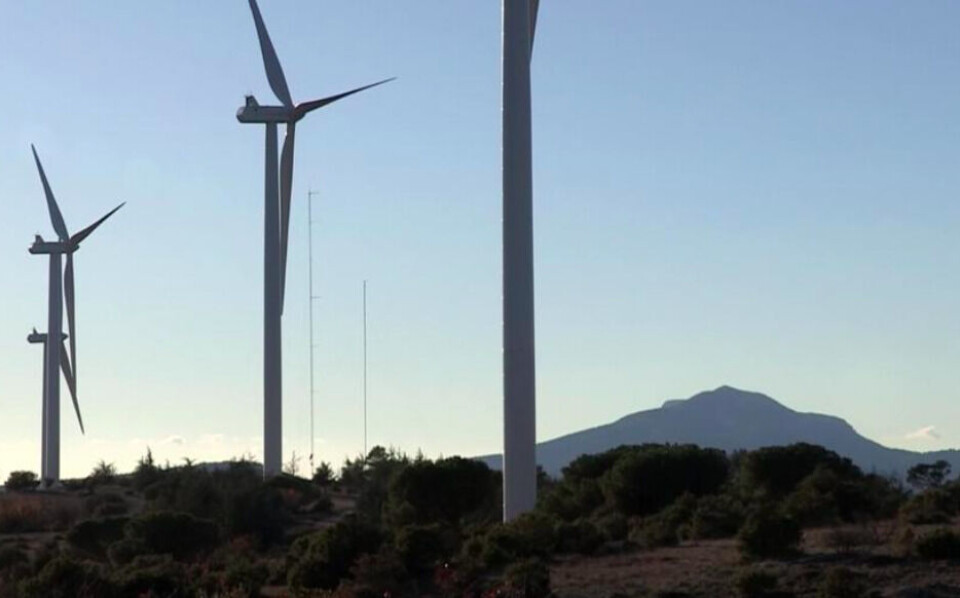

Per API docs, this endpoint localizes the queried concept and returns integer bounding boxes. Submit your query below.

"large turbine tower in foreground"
[237,0,392,478]
[502,0,540,521]
[29,146,123,485]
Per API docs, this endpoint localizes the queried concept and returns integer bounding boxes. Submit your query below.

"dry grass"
[0,492,83,534]
[551,520,960,597]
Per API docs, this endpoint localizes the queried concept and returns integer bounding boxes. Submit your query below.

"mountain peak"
[682,385,791,412]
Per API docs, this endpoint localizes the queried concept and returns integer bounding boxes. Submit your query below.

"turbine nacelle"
[237,96,293,124]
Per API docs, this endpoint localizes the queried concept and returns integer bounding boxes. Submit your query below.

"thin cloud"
[905,426,941,441]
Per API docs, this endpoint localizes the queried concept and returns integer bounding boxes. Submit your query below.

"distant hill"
[478,386,960,477]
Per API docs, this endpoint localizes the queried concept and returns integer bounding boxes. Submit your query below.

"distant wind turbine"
[236,0,393,478]
[28,145,124,485]
[502,0,540,521]
[26,329,66,482]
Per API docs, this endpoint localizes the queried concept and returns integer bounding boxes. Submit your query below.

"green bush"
[916,528,960,560]
[224,485,286,547]
[475,512,557,567]
[4,471,39,491]
[629,494,697,549]
[17,557,114,598]
[740,444,861,499]
[690,494,745,539]
[286,516,383,590]
[222,556,269,598]
[66,517,128,559]
[501,558,551,598]
[84,493,128,518]
[601,445,729,516]
[338,549,409,598]
[734,566,778,598]
[386,457,497,526]
[126,511,219,561]
[738,510,801,559]
[538,478,605,521]
[0,546,28,571]
[592,511,628,542]
[818,566,867,598]
[111,554,191,597]
[554,518,604,555]
[899,489,954,525]
[394,523,456,573]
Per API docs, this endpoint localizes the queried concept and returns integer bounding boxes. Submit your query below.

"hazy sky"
[1,1,959,479]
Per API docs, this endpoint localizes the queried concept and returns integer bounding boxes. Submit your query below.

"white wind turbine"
[28,145,124,485]
[26,329,66,482]
[236,0,393,478]
[502,0,540,521]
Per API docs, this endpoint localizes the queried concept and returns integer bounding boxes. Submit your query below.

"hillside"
[479,386,960,476]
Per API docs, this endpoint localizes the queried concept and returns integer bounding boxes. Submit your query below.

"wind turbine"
[26,329,67,481]
[502,0,540,521]
[28,145,124,485]
[236,0,393,478]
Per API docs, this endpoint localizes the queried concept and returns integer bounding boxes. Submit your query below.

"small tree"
[313,462,335,487]
[3,471,39,491]
[285,451,301,477]
[907,460,951,491]
[88,460,117,485]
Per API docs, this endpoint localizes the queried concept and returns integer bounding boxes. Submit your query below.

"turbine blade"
[530,0,540,53]
[31,145,70,242]
[60,339,84,435]
[248,0,293,107]
[71,203,125,247]
[279,122,296,313]
[293,78,396,119]
[64,254,77,398]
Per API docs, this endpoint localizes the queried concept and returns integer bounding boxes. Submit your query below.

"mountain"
[478,386,960,477]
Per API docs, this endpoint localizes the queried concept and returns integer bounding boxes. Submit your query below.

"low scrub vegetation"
[0,442,933,596]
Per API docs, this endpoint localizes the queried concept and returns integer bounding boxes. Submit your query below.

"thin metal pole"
[363,280,368,459]
[307,190,318,477]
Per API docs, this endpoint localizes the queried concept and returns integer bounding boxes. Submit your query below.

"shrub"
[915,528,960,560]
[111,554,191,597]
[394,523,456,573]
[907,460,952,491]
[338,549,408,598]
[0,546,28,571]
[501,558,551,598]
[592,511,628,542]
[313,462,336,487]
[17,557,114,598]
[475,512,557,567]
[66,517,128,559]
[286,516,383,590]
[126,511,219,561]
[87,461,117,486]
[538,478,605,521]
[690,494,745,539]
[738,510,801,559]
[4,471,39,491]
[740,444,861,499]
[224,485,285,547]
[554,519,604,555]
[734,566,778,598]
[222,556,269,598]
[84,493,127,518]
[601,445,729,516]
[629,494,697,549]
[899,489,954,525]
[818,566,867,598]
[386,457,497,526]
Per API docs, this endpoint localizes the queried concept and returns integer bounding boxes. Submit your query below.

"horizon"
[2,1,960,479]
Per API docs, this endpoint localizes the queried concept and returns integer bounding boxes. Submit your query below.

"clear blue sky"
[1,1,959,479]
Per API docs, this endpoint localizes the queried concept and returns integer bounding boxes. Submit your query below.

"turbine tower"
[27,329,66,481]
[237,0,392,478]
[28,145,123,485]
[502,0,540,521]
